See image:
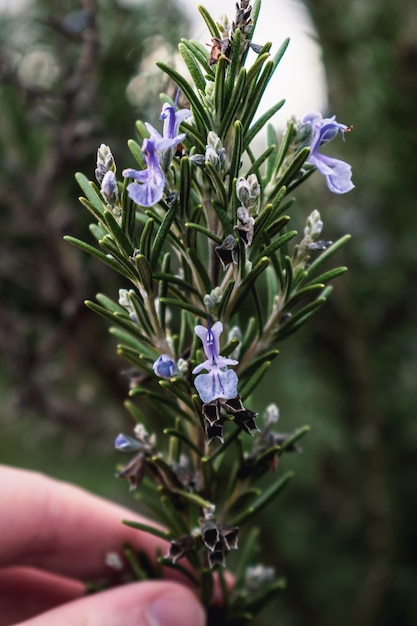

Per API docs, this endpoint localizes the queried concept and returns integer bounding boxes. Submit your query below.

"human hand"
[0,465,205,626]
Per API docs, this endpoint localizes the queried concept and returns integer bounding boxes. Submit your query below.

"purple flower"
[192,321,238,404]
[302,112,354,194]
[153,354,177,378]
[100,170,118,205]
[146,94,190,152]
[122,138,165,207]
[114,433,141,452]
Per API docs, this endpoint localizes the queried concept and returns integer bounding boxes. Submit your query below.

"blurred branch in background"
[0,0,188,446]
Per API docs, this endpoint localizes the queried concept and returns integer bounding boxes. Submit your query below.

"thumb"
[18,581,206,626]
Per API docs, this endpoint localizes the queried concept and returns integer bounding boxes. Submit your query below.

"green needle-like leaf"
[198,4,221,39]
[122,520,172,541]
[179,41,206,93]
[229,471,294,525]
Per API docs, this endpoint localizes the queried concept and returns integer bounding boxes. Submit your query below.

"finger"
[17,580,206,626]
[0,567,84,626]
[0,466,166,580]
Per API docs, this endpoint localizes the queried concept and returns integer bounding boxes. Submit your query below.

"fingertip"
[146,583,206,626]
[19,581,206,626]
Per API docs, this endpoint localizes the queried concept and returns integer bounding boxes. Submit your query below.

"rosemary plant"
[66,1,354,624]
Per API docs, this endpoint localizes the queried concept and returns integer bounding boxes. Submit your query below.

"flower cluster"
[71,2,355,623]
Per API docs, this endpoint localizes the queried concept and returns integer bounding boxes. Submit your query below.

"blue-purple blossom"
[146,95,190,152]
[114,433,141,452]
[302,112,354,194]
[153,354,177,378]
[100,170,118,205]
[192,321,238,404]
[122,138,165,207]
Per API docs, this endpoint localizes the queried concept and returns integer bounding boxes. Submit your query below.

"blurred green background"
[1,1,416,625]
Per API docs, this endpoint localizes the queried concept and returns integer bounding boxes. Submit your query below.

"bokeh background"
[1,1,416,625]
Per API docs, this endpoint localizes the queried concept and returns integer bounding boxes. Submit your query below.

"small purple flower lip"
[302,111,354,194]
[192,321,239,404]
[122,138,165,207]
[145,93,191,152]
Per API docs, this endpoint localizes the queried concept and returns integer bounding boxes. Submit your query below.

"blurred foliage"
[1,1,416,626]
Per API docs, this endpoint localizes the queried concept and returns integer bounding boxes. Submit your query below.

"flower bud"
[153,354,177,378]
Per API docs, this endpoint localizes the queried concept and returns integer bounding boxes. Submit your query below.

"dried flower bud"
[116,452,145,491]
[166,535,195,564]
[215,234,238,269]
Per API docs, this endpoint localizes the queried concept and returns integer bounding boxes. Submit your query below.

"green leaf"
[154,270,201,296]
[276,297,327,341]
[78,196,105,225]
[159,296,208,319]
[156,61,212,134]
[122,520,172,541]
[229,256,269,316]
[246,144,276,179]
[211,280,232,323]
[150,203,179,270]
[187,247,212,294]
[158,558,198,584]
[103,209,133,256]
[283,282,325,311]
[180,121,206,153]
[179,156,191,219]
[272,119,295,175]
[229,121,243,198]
[241,60,274,131]
[245,99,285,148]
[224,28,242,102]
[278,425,311,454]
[64,235,133,280]
[178,41,206,92]
[84,300,153,346]
[234,526,260,589]
[127,139,145,166]
[204,160,228,210]
[214,56,227,121]
[75,172,105,216]
[185,222,222,245]
[272,37,290,73]
[180,38,211,71]
[252,230,297,265]
[139,217,155,261]
[163,427,202,456]
[244,578,287,616]
[219,68,247,139]
[277,146,311,189]
[306,235,351,276]
[159,492,190,536]
[307,265,348,286]
[198,4,221,39]
[229,471,294,525]
[239,360,272,401]
[239,349,279,380]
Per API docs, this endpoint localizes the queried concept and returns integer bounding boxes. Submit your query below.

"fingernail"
[148,589,205,626]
